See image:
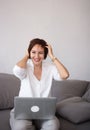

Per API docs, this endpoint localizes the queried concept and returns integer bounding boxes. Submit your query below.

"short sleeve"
[13,65,27,80]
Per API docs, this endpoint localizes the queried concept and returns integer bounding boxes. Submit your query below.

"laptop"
[14,96,57,120]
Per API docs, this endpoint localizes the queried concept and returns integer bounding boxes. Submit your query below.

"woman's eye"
[31,51,44,54]
[39,52,44,54]
[32,51,35,54]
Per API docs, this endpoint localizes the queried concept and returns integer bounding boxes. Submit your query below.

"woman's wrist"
[51,56,57,62]
[23,55,29,62]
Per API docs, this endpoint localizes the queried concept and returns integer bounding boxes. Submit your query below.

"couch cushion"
[51,79,88,102]
[0,73,20,109]
[56,97,90,123]
[0,110,11,130]
[82,83,90,102]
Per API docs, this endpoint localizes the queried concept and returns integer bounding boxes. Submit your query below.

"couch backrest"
[51,79,89,102]
[0,73,89,109]
[0,73,20,110]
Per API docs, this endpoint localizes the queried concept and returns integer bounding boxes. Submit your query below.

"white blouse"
[13,60,61,97]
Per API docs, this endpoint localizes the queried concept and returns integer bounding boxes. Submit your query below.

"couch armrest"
[0,73,20,109]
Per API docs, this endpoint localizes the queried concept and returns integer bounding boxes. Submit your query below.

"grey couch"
[0,73,90,130]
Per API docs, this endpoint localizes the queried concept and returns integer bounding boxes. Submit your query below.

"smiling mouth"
[34,59,40,62]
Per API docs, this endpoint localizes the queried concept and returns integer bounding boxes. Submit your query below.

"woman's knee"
[54,117,60,129]
[10,109,35,130]
[41,116,60,130]
[14,120,34,130]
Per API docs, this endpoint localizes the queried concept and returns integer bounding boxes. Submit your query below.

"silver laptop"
[14,97,57,120]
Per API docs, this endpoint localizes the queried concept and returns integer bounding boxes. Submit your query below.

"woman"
[10,38,69,130]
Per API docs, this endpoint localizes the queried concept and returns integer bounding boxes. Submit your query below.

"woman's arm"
[52,57,69,79]
[16,51,29,68]
[46,44,69,79]
[13,51,29,79]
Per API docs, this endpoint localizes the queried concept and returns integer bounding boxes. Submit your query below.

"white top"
[13,60,61,97]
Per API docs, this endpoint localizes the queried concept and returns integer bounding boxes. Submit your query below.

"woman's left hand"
[45,44,54,59]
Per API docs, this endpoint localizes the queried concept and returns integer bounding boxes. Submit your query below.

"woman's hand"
[25,50,29,59]
[46,44,54,59]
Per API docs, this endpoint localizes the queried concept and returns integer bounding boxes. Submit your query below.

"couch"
[0,73,90,130]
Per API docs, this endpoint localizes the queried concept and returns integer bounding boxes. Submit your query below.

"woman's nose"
[35,53,39,58]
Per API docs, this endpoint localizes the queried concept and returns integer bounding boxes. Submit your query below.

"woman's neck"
[34,63,42,70]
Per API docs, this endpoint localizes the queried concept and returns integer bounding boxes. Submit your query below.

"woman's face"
[30,44,45,66]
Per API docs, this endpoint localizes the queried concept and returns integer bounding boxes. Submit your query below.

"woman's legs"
[10,109,60,130]
[10,109,35,130]
[35,116,60,130]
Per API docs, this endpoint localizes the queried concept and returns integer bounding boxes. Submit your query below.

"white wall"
[0,0,90,81]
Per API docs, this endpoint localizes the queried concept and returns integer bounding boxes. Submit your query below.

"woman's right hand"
[25,50,29,59]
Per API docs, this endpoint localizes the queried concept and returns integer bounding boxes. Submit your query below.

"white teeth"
[34,59,40,62]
